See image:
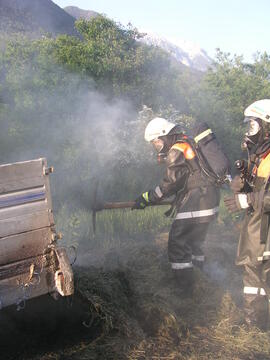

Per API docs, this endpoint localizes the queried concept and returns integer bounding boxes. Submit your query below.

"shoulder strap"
[170,141,196,160]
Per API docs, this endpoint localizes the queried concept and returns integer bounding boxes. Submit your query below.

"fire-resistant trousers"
[168,221,210,270]
[237,210,270,329]
[242,264,269,329]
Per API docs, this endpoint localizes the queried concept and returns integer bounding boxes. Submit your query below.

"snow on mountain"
[140,31,212,72]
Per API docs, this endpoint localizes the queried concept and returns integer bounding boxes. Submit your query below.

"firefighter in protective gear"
[224,99,270,330]
[133,117,220,294]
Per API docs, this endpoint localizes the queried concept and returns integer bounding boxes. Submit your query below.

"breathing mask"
[151,138,167,163]
[151,138,164,153]
[241,117,262,150]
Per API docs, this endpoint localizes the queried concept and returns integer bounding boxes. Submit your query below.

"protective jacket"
[236,142,270,293]
[148,140,220,223]
[233,141,270,329]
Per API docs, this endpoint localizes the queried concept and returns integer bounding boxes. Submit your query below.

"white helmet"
[144,117,176,142]
[244,99,270,123]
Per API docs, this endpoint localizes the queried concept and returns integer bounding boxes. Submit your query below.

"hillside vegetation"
[1,10,270,360]
[0,16,198,208]
[1,16,270,204]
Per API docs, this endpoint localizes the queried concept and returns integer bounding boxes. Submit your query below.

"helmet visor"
[244,117,260,136]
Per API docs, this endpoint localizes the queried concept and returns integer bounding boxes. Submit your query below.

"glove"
[230,175,245,193]
[132,192,150,210]
[224,194,250,214]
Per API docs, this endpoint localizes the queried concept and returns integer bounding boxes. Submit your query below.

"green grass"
[55,205,172,250]
[55,191,236,251]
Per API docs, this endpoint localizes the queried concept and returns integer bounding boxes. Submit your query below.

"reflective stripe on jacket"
[175,206,219,220]
[148,141,220,223]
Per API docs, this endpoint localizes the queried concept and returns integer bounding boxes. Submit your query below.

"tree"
[189,50,270,163]
[0,16,200,203]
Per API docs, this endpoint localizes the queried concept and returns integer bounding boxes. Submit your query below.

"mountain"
[64,5,212,72]
[63,5,211,72]
[140,32,212,72]
[0,0,77,36]
[0,1,211,71]
[64,6,98,21]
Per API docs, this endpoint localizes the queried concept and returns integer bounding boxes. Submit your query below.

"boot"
[192,254,205,271]
[243,294,269,331]
[192,258,204,271]
[173,268,194,298]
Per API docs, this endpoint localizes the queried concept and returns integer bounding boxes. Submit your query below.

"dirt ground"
[1,224,270,360]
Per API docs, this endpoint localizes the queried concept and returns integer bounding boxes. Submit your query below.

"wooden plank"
[0,158,62,309]
[0,265,56,309]
[0,210,52,238]
[0,158,46,184]
[0,159,55,230]
[41,157,53,211]
[0,176,45,195]
[0,228,54,266]
[0,201,49,220]
[0,186,46,209]
[43,171,53,211]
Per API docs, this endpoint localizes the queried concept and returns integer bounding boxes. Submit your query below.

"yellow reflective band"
[257,153,270,178]
[194,129,212,143]
[142,192,149,202]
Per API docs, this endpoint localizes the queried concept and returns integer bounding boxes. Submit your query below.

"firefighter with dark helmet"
[132,117,220,295]
[224,99,270,330]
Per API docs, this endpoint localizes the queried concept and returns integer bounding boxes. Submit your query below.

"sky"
[53,0,270,62]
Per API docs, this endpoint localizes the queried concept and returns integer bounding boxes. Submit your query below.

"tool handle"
[103,201,135,209]
[103,201,171,210]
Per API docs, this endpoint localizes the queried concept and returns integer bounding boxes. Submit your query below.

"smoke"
[0,47,165,236]
[47,87,161,208]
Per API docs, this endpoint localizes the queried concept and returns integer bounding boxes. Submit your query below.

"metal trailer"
[0,158,74,310]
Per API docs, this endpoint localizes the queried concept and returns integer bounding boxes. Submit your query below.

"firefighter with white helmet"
[133,117,220,296]
[225,99,270,330]
[144,117,176,142]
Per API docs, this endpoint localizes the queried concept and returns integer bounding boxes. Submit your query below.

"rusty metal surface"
[0,228,53,266]
[0,264,56,309]
[0,253,55,281]
[54,248,74,296]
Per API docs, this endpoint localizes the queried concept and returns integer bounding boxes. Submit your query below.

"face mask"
[151,138,164,153]
[242,117,261,150]
[244,118,260,137]
[151,138,167,164]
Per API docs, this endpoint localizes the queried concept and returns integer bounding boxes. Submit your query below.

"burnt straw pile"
[2,226,270,359]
